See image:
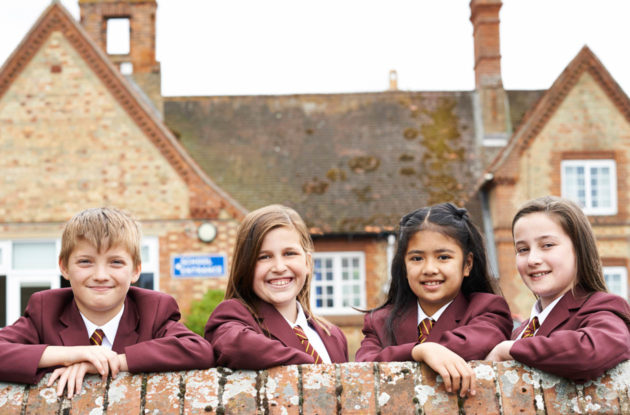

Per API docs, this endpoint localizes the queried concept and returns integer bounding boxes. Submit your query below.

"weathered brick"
[0,382,26,415]
[377,361,415,414]
[183,368,221,414]
[495,361,537,415]
[339,362,376,414]
[145,371,183,414]
[265,365,299,415]
[221,369,259,414]
[537,372,577,415]
[68,374,106,415]
[301,363,337,415]
[462,361,500,415]
[24,376,61,414]
[106,372,142,414]
[417,362,460,414]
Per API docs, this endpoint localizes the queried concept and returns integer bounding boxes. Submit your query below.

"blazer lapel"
[256,301,303,349]
[308,315,345,363]
[536,287,588,337]
[394,299,421,344]
[428,292,468,341]
[59,299,91,346]
[111,296,140,354]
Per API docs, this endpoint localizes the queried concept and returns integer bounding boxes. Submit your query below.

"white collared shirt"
[80,305,125,350]
[517,294,564,339]
[283,302,332,364]
[417,300,453,325]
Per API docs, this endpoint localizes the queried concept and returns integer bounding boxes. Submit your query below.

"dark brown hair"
[512,196,608,293]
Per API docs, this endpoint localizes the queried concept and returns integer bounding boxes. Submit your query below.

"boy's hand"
[40,345,121,380]
[485,340,514,362]
[48,362,96,398]
[411,342,476,398]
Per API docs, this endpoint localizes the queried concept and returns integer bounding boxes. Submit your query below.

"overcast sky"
[1,1,629,97]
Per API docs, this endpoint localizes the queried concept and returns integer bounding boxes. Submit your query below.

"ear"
[59,258,70,281]
[463,252,473,278]
[130,263,142,284]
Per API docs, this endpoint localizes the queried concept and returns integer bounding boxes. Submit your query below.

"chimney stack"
[470,0,509,146]
[388,70,398,91]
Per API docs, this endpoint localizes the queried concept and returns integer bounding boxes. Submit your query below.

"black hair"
[378,202,499,345]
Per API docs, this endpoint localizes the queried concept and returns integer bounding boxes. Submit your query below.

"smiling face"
[60,239,140,326]
[513,212,578,309]
[405,229,473,316]
[252,226,310,321]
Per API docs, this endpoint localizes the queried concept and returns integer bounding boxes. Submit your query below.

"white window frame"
[561,159,617,215]
[3,239,61,326]
[140,236,160,291]
[311,251,366,315]
[603,266,628,300]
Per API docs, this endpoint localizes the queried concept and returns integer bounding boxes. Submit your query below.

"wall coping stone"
[0,360,628,414]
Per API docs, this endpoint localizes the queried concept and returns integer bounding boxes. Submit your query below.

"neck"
[276,300,298,323]
[77,302,123,327]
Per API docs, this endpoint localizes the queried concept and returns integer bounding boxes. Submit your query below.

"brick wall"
[1,360,628,414]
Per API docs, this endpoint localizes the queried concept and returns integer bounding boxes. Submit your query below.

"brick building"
[1,0,629,356]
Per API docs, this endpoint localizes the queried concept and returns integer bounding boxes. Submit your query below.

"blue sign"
[171,254,226,278]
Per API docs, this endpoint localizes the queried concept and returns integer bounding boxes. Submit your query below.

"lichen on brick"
[348,156,380,173]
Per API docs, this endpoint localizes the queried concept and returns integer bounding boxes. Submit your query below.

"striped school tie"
[293,325,322,364]
[521,317,539,338]
[418,318,434,343]
[90,329,105,346]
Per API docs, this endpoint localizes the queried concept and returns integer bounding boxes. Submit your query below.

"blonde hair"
[225,204,329,332]
[59,207,142,269]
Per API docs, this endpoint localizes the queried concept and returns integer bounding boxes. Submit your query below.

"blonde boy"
[0,208,214,397]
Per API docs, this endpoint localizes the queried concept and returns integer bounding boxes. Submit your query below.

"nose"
[422,258,438,275]
[93,263,109,280]
[271,256,287,273]
[527,248,543,266]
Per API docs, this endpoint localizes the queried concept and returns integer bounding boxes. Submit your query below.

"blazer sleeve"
[204,300,317,369]
[355,311,415,362]
[510,296,630,382]
[435,294,513,361]
[0,293,50,384]
[125,295,215,373]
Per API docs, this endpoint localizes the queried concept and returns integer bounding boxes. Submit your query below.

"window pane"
[0,247,3,267]
[133,273,154,290]
[0,275,5,327]
[106,18,130,55]
[141,246,150,263]
[60,275,71,288]
[326,286,333,295]
[21,284,50,316]
[13,242,57,269]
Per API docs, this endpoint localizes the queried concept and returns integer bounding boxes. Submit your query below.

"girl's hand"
[411,342,476,398]
[485,340,514,362]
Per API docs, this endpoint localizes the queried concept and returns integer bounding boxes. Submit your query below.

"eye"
[257,254,270,261]
[77,258,92,265]
[515,246,528,254]
[437,254,452,261]
[409,255,423,262]
[542,242,555,249]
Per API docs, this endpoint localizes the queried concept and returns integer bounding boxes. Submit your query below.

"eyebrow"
[406,248,456,255]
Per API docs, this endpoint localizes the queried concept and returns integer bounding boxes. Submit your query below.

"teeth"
[423,281,442,286]
[269,278,291,286]
[531,272,549,277]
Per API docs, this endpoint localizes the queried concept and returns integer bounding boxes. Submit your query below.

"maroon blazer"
[510,287,630,382]
[355,292,512,362]
[0,287,214,384]
[204,299,348,369]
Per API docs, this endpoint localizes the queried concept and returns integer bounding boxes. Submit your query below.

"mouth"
[267,277,294,287]
[89,286,114,291]
[421,280,443,287]
[529,271,551,279]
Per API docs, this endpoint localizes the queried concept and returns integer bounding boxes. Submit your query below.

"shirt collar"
[528,294,563,326]
[417,300,452,324]
[283,302,309,329]
[80,305,125,345]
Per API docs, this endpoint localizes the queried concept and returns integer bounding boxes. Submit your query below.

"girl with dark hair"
[355,203,512,397]
[486,196,630,382]
[204,205,348,369]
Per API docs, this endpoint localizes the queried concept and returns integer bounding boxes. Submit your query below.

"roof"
[165,91,484,233]
[0,2,246,220]
[479,46,630,188]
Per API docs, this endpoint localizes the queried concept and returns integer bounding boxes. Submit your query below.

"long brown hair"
[225,204,328,331]
[512,196,608,293]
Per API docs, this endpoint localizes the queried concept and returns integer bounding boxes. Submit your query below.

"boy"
[0,207,214,397]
